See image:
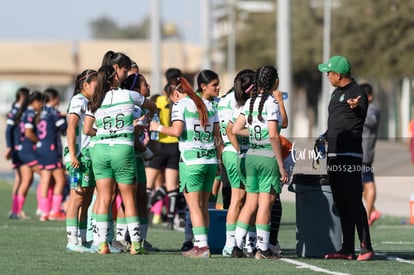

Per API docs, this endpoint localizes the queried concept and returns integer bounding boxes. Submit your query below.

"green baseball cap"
[318,55,351,74]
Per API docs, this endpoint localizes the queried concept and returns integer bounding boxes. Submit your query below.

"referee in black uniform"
[318,55,374,261]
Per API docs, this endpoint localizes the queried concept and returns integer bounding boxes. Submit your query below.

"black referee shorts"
[147,142,179,170]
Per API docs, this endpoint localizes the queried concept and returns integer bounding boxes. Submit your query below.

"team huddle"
[5,50,293,259]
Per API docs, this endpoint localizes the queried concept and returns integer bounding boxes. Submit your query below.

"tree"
[331,0,414,78]
[89,16,150,39]
[219,0,414,78]
[89,16,177,40]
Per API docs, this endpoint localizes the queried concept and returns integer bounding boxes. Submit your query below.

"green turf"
[0,180,413,275]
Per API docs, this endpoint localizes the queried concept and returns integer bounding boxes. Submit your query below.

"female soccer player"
[5,87,29,219]
[64,69,98,252]
[15,91,43,218]
[232,65,288,259]
[115,72,158,253]
[218,69,255,256]
[150,76,222,258]
[37,88,67,221]
[84,65,156,254]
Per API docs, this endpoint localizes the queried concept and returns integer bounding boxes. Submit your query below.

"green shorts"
[90,144,136,184]
[135,157,147,185]
[222,151,243,188]
[179,162,217,193]
[65,156,96,188]
[245,155,281,194]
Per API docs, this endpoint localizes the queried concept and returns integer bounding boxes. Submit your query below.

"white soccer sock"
[245,230,257,249]
[127,222,141,243]
[95,221,109,244]
[224,224,236,248]
[256,227,270,251]
[67,225,78,245]
[234,226,248,249]
[116,223,128,241]
[194,234,208,248]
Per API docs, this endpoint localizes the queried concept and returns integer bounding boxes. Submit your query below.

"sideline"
[386,257,414,265]
[280,258,350,275]
[376,252,414,265]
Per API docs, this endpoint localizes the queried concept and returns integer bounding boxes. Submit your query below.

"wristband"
[157,125,163,132]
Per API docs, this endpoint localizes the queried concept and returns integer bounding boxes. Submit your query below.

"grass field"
[0,180,413,275]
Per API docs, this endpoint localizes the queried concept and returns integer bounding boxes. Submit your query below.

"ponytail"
[169,76,208,127]
[89,65,116,113]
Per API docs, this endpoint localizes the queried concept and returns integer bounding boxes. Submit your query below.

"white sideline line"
[376,253,414,265]
[280,258,351,275]
[381,241,414,245]
[386,257,414,265]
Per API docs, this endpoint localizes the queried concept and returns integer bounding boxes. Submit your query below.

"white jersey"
[171,96,219,165]
[90,89,145,146]
[218,91,238,153]
[232,105,250,152]
[64,93,92,162]
[242,94,280,157]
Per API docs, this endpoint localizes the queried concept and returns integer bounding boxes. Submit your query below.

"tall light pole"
[318,0,332,132]
[277,0,292,137]
[227,0,236,78]
[201,0,211,69]
[151,0,161,94]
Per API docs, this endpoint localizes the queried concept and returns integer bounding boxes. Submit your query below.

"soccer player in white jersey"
[218,69,256,256]
[117,72,158,253]
[150,76,222,258]
[232,65,288,259]
[64,69,98,252]
[83,65,156,254]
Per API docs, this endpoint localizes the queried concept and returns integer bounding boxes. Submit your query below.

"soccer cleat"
[222,246,233,257]
[81,241,93,249]
[36,208,43,217]
[255,248,280,260]
[49,212,66,221]
[8,213,19,219]
[39,213,48,222]
[110,240,128,253]
[324,251,353,260]
[130,241,147,255]
[17,211,31,220]
[243,243,257,258]
[182,246,210,258]
[357,251,375,261]
[66,243,91,253]
[269,242,282,257]
[97,242,110,254]
[108,243,122,254]
[231,247,245,258]
[369,210,381,226]
[181,240,194,252]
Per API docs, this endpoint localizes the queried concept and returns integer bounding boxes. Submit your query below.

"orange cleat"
[48,212,66,221]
